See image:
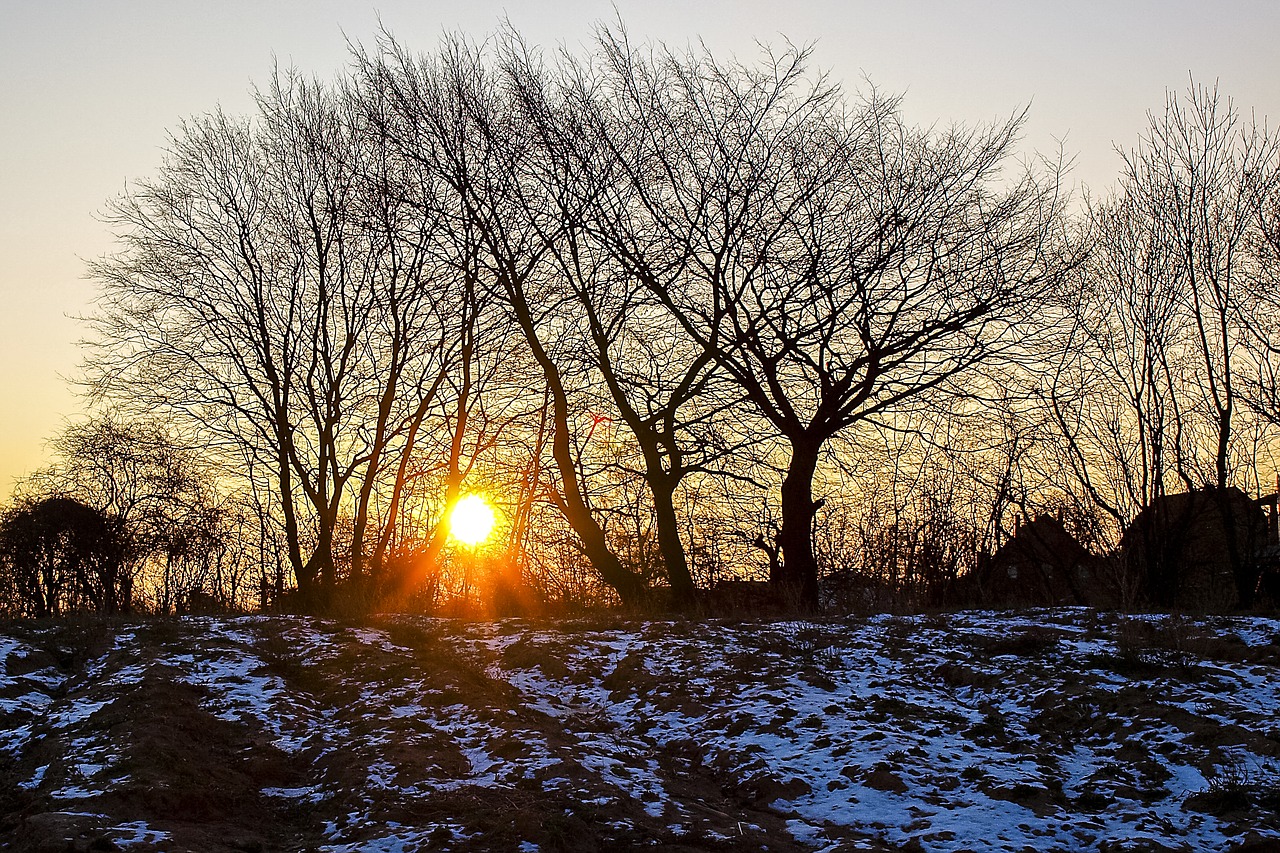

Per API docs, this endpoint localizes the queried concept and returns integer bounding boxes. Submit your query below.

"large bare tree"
[86,70,470,608]
[359,37,652,607]
[490,34,768,606]
[571,31,1071,609]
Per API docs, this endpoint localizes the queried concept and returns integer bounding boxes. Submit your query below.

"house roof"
[992,515,1091,566]
[1121,486,1267,549]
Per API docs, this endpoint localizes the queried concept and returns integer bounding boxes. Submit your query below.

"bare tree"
[1240,120,1280,450]
[493,35,768,606]
[575,31,1071,609]
[1045,80,1280,608]
[86,70,473,609]
[1121,81,1280,492]
[1048,194,1190,535]
[0,496,128,617]
[359,36,652,607]
[11,415,230,612]
[82,22,1102,617]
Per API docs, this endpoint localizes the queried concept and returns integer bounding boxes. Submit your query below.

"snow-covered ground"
[0,610,1277,852]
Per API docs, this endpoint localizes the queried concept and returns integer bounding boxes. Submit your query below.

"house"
[963,515,1102,608]
[1121,486,1273,610]
[1252,490,1280,605]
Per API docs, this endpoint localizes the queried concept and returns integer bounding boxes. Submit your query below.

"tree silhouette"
[0,496,128,617]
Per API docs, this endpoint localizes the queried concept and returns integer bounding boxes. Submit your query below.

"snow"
[0,609,1277,850]
[48,784,101,800]
[0,637,25,675]
[110,821,171,844]
[464,611,1280,851]
[0,636,66,755]
[173,619,315,753]
[346,626,408,654]
[19,763,48,790]
[319,823,470,853]
[262,785,325,801]
[45,698,110,728]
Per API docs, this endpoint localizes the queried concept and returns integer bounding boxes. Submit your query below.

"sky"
[1,0,1278,493]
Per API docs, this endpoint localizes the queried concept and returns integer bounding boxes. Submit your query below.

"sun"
[449,494,496,546]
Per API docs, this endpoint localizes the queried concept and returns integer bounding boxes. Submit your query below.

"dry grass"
[969,625,1063,658]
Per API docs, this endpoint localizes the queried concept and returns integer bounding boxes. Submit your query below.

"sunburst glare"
[449,494,496,546]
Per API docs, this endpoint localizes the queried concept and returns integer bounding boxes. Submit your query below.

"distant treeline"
[3,24,1280,617]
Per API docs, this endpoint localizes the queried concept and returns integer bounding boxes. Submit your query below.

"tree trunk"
[776,437,822,612]
[275,424,312,604]
[302,509,338,611]
[547,396,647,608]
[650,474,696,608]
[503,275,646,608]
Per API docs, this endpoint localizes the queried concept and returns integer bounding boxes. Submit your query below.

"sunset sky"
[2,0,1278,492]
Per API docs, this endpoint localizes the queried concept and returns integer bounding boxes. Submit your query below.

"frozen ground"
[0,610,1278,852]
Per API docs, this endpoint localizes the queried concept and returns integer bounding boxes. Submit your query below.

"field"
[1,610,1279,852]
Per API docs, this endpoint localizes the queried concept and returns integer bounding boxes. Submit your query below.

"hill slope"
[1,610,1279,852]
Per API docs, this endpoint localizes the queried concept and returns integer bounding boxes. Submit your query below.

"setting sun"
[449,494,496,546]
